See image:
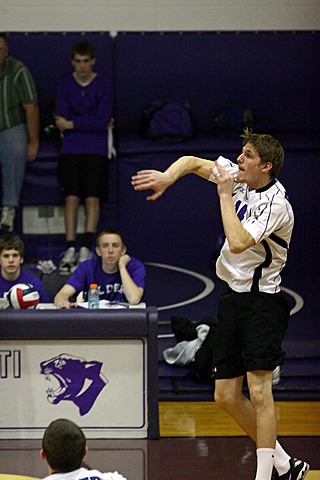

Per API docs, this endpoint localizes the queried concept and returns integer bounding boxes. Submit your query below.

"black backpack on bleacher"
[140,97,195,142]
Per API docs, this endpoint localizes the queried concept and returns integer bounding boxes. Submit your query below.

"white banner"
[0,338,147,439]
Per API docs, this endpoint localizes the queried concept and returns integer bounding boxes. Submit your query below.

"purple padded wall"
[114,31,320,134]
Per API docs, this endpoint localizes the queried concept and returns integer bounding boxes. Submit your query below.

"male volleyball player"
[131,128,309,480]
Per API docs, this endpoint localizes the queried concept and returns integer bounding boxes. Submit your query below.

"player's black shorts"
[59,154,109,200]
[212,289,290,379]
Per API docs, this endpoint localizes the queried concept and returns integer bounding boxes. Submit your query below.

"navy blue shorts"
[212,289,290,379]
[59,154,109,200]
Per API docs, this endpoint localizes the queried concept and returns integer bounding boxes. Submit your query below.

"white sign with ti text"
[0,338,147,439]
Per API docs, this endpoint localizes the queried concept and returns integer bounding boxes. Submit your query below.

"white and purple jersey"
[0,269,48,302]
[209,156,294,294]
[43,467,127,480]
[67,256,146,302]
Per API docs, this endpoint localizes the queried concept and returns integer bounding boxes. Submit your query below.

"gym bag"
[140,97,195,142]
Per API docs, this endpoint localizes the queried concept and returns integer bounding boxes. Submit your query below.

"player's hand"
[131,169,171,201]
[210,161,234,197]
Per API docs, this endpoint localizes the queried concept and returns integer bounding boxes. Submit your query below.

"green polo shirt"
[0,56,38,132]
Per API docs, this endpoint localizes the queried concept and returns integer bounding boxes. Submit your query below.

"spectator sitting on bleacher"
[0,234,47,302]
[54,229,145,308]
[55,41,113,274]
[41,418,127,480]
[0,33,39,233]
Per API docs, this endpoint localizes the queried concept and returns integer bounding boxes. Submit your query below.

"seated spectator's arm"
[54,284,77,309]
[118,255,144,305]
[23,102,39,162]
[72,78,113,132]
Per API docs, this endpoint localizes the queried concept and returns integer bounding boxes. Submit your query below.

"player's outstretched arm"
[131,155,215,201]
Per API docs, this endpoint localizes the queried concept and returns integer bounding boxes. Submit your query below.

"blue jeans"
[0,123,28,207]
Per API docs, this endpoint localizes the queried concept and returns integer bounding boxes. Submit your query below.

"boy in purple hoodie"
[55,41,113,274]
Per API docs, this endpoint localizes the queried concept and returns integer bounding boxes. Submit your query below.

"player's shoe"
[272,366,281,385]
[274,457,310,480]
[59,247,77,274]
[70,246,92,273]
[0,206,15,232]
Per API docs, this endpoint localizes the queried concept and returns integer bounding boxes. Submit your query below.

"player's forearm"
[219,194,255,253]
[165,156,215,183]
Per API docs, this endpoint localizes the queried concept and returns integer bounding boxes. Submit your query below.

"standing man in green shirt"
[0,33,39,232]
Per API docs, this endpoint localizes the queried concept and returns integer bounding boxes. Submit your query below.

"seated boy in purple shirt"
[0,234,48,302]
[54,229,145,308]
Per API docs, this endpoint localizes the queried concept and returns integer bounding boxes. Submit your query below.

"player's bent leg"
[214,376,257,441]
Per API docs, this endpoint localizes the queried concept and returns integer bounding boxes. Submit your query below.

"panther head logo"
[40,353,108,416]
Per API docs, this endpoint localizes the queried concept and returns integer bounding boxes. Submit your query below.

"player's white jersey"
[209,156,294,294]
[43,467,127,480]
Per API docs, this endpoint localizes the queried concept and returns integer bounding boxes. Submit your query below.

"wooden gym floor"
[0,401,319,480]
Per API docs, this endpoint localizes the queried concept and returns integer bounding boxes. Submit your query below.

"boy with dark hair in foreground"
[41,418,127,480]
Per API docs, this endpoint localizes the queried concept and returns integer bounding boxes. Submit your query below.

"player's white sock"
[274,440,291,475]
[255,448,275,480]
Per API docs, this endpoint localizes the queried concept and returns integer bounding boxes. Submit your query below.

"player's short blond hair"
[241,128,284,179]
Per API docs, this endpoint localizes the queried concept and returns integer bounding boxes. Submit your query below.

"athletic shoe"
[78,246,93,263]
[275,457,310,480]
[59,247,77,274]
[36,260,57,275]
[272,365,281,385]
[0,206,15,232]
[70,246,93,273]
